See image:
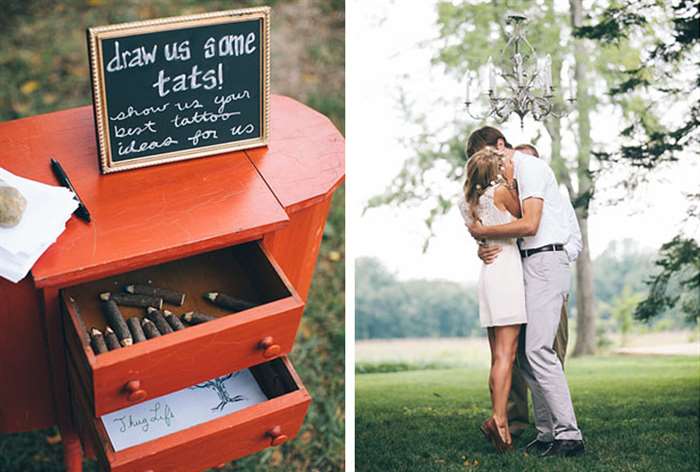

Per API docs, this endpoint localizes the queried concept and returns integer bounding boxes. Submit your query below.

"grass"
[356,355,700,472]
[0,1,344,470]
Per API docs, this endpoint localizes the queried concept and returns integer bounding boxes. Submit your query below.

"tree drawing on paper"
[190,372,246,412]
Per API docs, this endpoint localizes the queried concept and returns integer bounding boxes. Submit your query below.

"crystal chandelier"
[464,12,574,129]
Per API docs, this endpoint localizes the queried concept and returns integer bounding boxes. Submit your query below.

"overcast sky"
[347,0,699,283]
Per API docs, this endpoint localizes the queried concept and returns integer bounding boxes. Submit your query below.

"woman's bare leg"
[486,327,496,399]
[490,324,521,444]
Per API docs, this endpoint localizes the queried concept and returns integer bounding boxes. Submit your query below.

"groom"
[466,127,585,458]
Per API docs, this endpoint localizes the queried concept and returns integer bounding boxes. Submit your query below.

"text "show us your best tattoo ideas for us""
[105,32,258,158]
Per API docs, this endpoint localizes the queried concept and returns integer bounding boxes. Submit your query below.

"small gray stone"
[0,180,27,228]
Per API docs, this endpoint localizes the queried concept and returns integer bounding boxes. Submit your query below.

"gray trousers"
[508,298,568,424]
[519,251,582,441]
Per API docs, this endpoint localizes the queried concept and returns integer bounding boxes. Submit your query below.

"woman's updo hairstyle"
[463,147,506,222]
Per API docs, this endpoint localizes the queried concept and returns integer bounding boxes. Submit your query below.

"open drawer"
[61,241,305,417]
[68,356,311,472]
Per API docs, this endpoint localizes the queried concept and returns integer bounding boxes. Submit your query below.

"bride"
[458,143,527,453]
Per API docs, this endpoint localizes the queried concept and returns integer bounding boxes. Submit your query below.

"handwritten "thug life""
[112,401,175,433]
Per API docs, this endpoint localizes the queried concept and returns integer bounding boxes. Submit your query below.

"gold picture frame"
[87,7,271,174]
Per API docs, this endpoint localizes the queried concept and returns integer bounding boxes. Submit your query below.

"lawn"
[356,355,700,472]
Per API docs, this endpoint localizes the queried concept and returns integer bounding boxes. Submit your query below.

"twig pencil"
[127,317,146,343]
[182,311,216,325]
[165,311,186,331]
[100,292,163,310]
[89,328,108,354]
[146,307,173,334]
[141,318,161,339]
[100,298,132,347]
[204,292,256,312]
[125,284,185,306]
[104,327,121,351]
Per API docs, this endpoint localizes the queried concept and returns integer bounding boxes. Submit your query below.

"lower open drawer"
[68,356,311,472]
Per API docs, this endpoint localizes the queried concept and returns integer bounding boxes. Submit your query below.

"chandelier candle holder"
[464,12,575,129]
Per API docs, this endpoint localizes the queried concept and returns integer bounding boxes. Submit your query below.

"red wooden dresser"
[0,95,344,471]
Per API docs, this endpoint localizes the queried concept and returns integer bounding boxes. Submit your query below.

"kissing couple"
[458,126,585,458]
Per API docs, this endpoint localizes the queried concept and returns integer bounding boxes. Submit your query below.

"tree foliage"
[634,236,700,324]
[355,257,481,340]
[356,241,693,340]
[577,0,699,324]
[575,0,699,169]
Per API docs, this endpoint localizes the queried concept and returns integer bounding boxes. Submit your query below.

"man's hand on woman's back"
[478,244,502,264]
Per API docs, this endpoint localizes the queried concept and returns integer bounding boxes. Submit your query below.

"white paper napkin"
[0,167,79,282]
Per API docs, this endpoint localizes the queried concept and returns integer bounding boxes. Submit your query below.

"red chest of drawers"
[0,95,344,471]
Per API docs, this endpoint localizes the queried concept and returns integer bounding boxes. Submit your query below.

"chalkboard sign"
[87,8,270,173]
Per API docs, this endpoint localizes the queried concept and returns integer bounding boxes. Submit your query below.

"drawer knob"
[124,380,147,402]
[266,425,288,446]
[259,336,281,358]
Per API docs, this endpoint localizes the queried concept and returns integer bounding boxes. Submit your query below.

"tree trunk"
[574,216,596,354]
[570,0,596,356]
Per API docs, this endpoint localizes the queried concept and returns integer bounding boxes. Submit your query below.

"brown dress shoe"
[482,418,514,453]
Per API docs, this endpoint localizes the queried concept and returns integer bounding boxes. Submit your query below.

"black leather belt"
[520,244,564,258]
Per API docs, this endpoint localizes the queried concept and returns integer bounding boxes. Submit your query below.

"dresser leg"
[62,429,83,472]
[38,288,83,471]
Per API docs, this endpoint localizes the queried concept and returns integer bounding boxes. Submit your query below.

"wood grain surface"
[0,278,55,431]
[246,95,345,213]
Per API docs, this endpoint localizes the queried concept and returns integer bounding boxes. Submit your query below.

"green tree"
[355,257,481,340]
[575,0,699,324]
[635,237,700,324]
[610,287,644,346]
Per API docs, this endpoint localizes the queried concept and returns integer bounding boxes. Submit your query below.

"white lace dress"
[459,185,527,328]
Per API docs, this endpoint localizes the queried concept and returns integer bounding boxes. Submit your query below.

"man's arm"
[468,198,543,239]
[564,197,582,262]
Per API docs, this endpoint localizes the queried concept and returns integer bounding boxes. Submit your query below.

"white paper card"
[101,369,268,452]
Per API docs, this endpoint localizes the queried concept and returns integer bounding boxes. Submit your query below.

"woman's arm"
[493,184,521,218]
[468,197,543,239]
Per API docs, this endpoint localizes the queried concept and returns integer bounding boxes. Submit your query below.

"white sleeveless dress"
[459,185,527,328]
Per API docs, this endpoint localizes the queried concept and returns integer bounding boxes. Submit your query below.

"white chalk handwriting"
[187,129,219,146]
[106,41,158,72]
[214,90,251,113]
[113,120,157,138]
[231,123,255,136]
[109,103,170,121]
[203,33,256,59]
[117,136,179,156]
[152,63,224,97]
[164,41,191,62]
[171,110,240,128]
[175,99,204,111]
